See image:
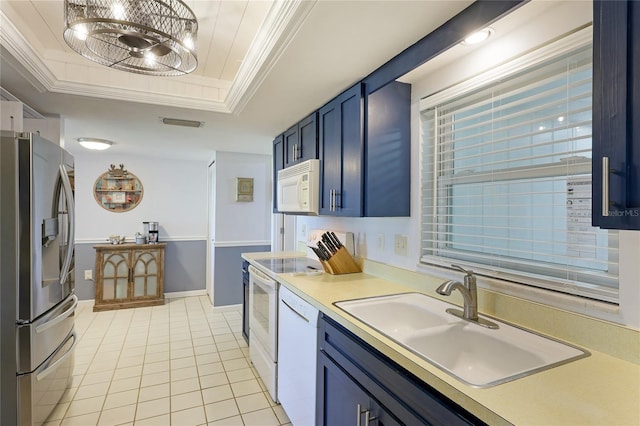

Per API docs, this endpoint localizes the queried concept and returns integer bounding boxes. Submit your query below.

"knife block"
[320,246,361,274]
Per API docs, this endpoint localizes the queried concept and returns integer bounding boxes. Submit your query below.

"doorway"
[271,213,297,252]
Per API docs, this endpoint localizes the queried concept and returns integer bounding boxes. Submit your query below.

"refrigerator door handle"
[35,332,77,382]
[35,295,78,334]
[59,164,75,285]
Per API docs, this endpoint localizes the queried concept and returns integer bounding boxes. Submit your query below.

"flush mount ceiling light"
[63,0,198,76]
[78,137,113,150]
[462,27,494,45]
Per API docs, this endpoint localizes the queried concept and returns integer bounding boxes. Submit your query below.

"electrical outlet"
[84,269,92,280]
[301,224,306,237]
[394,235,408,256]
[377,233,385,250]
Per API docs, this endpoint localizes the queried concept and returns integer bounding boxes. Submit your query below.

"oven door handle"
[248,265,277,290]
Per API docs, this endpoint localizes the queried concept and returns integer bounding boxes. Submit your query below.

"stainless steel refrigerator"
[1,131,77,425]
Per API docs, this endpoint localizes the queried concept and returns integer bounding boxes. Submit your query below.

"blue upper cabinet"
[284,112,318,168]
[318,81,411,217]
[365,81,411,217]
[593,0,640,229]
[319,84,364,216]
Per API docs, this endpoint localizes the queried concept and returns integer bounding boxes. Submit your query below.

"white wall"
[74,152,208,242]
[296,1,640,329]
[213,151,272,244]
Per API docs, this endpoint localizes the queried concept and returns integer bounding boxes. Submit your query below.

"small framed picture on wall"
[236,177,254,202]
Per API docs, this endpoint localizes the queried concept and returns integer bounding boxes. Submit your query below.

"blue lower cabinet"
[241,260,249,343]
[317,315,485,426]
[318,352,400,426]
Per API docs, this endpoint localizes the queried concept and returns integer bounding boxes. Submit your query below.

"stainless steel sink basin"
[335,293,589,387]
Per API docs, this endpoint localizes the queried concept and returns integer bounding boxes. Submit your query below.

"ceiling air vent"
[161,117,203,128]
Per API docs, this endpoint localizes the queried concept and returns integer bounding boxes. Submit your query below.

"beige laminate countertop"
[242,252,640,425]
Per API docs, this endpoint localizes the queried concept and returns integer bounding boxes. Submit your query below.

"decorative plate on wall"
[94,164,143,212]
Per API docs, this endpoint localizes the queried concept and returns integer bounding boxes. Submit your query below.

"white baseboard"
[164,289,207,299]
[77,299,94,308]
[211,303,242,313]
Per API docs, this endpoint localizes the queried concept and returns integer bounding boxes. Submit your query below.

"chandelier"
[63,0,198,76]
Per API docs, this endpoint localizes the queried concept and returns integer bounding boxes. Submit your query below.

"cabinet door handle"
[330,189,340,211]
[365,411,377,425]
[602,156,610,217]
[357,404,377,426]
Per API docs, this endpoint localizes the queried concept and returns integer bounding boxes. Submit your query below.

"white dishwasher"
[277,285,319,426]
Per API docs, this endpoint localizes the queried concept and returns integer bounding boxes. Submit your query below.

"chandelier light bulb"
[111,2,126,20]
[183,34,194,51]
[144,51,157,66]
[73,23,88,41]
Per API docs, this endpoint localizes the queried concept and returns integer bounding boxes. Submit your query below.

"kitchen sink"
[334,292,450,340]
[335,293,589,387]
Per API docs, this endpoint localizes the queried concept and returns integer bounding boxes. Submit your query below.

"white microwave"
[277,159,320,215]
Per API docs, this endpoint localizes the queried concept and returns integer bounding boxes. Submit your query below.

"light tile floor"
[44,296,291,426]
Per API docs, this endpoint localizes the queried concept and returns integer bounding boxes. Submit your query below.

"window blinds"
[420,42,619,303]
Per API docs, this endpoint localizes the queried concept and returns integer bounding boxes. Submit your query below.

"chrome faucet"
[436,264,498,329]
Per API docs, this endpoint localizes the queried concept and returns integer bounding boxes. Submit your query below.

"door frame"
[206,159,216,305]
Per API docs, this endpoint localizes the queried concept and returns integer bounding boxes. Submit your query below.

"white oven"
[248,265,278,401]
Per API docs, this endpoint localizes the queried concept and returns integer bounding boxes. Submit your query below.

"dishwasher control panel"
[280,286,319,326]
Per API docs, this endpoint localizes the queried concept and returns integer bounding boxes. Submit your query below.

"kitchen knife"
[330,232,342,248]
[317,242,331,260]
[322,233,337,254]
[309,246,325,260]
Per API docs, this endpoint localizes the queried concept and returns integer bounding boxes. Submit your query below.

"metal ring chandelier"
[63,0,198,76]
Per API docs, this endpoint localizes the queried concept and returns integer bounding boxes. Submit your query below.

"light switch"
[394,235,408,256]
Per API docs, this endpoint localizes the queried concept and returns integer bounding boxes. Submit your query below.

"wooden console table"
[93,243,166,311]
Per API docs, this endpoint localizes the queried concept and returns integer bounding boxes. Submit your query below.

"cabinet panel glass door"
[132,250,158,298]
[102,252,129,300]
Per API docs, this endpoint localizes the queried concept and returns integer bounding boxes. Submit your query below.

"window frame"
[418,26,619,304]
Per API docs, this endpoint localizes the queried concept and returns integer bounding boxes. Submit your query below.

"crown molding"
[0,10,54,93]
[226,0,318,115]
[49,75,231,113]
[1,0,309,114]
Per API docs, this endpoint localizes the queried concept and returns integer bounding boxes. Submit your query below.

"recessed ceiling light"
[462,27,494,45]
[78,138,113,150]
